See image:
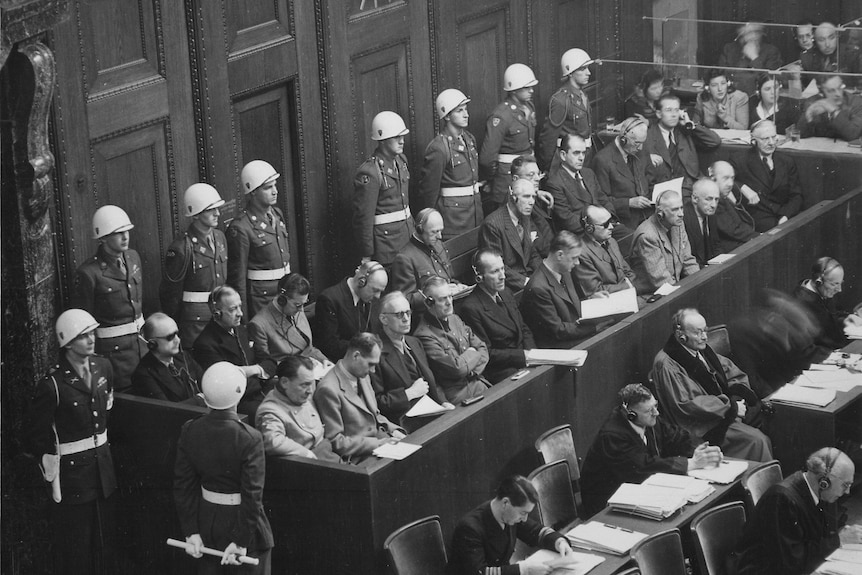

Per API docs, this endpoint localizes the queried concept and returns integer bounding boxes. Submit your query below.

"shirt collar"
[804,473,820,505]
[614,138,629,158]
[346,278,361,306]
[543,261,562,284]
[506,203,522,228]
[628,419,647,439]
[659,124,673,146]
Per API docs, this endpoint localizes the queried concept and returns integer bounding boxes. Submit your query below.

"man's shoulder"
[482,205,509,227]
[593,143,617,164]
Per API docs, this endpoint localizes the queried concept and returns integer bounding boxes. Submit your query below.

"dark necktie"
[516,221,524,240]
[266,211,275,228]
[627,155,644,197]
[231,329,249,365]
[702,218,710,255]
[495,294,505,306]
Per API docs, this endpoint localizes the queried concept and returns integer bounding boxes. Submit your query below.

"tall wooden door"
[52,0,199,313]
[319,0,434,272]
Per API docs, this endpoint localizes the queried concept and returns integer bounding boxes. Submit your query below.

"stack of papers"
[707,253,735,265]
[566,521,648,555]
[654,283,680,296]
[823,352,862,370]
[581,288,638,319]
[795,370,862,393]
[404,395,453,418]
[770,384,836,407]
[845,324,862,340]
[713,129,753,144]
[372,441,421,460]
[525,349,588,367]
[688,460,748,484]
[641,473,715,503]
[606,483,688,520]
[818,545,862,575]
[652,177,684,203]
[450,283,474,299]
[312,359,335,380]
[521,549,605,575]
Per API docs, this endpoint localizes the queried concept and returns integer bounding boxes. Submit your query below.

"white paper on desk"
[580,288,638,320]
[526,349,589,367]
[372,441,421,460]
[521,549,605,574]
[652,177,684,204]
[713,128,752,144]
[770,384,836,407]
[796,370,862,392]
[845,325,862,340]
[655,283,681,296]
[567,521,648,555]
[404,395,449,418]
[802,79,819,98]
[818,560,862,575]
[707,253,736,265]
[827,547,862,564]
[450,283,475,298]
[809,364,841,371]
[312,359,335,380]
[688,460,748,484]
[642,473,714,503]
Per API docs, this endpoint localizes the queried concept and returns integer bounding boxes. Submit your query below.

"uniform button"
[216,274,220,278]
[73,401,78,406]
[196,316,201,320]
[263,290,268,295]
[114,346,119,351]
[95,423,100,429]
[93,410,98,416]
[70,461,75,466]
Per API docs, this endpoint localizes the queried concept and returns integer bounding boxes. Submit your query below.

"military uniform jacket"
[353,151,414,265]
[73,245,143,328]
[418,131,482,239]
[479,97,536,179]
[538,83,592,170]
[391,235,456,310]
[226,204,290,316]
[174,410,274,551]
[26,355,117,504]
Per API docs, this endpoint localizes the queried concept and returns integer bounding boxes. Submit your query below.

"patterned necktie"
[117,257,127,276]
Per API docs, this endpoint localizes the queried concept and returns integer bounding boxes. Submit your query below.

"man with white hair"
[796,74,862,141]
[709,161,757,253]
[683,179,720,268]
[718,22,783,95]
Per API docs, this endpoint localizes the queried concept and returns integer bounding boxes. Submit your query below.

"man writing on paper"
[580,383,723,516]
[651,308,773,462]
[574,205,640,298]
[736,447,862,575]
[448,475,574,575]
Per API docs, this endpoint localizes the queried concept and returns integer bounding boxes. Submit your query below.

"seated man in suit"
[372,291,451,425]
[593,116,654,232]
[580,383,723,516]
[479,179,543,292]
[460,249,536,382]
[735,447,862,575]
[683,178,720,268]
[630,190,699,293]
[709,160,757,253]
[414,276,489,404]
[796,73,862,141]
[800,22,862,87]
[249,273,329,375]
[651,308,773,462]
[315,261,387,361]
[391,209,463,312]
[448,474,574,575]
[574,205,638,298]
[521,231,596,348]
[256,355,340,462]
[510,155,554,257]
[313,332,405,463]
[131,312,205,405]
[732,120,802,232]
[192,285,266,415]
[642,93,721,198]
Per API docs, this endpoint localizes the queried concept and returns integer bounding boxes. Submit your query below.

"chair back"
[631,529,686,575]
[616,569,641,575]
[384,515,447,575]
[690,502,746,575]
[535,424,580,482]
[528,460,578,530]
[707,324,731,357]
[741,459,782,510]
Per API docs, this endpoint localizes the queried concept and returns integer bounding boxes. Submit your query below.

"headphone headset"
[357,262,385,288]
[580,214,595,235]
[277,286,289,307]
[415,209,433,235]
[419,290,435,307]
[210,285,229,318]
[622,401,638,422]
[619,117,647,146]
[815,258,840,286]
[818,448,837,491]
[675,322,687,341]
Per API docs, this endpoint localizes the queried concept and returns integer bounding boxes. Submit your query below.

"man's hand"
[537,189,554,209]
[844,313,862,327]
[221,542,246,565]
[777,216,788,225]
[305,449,319,460]
[629,196,653,209]
[688,442,723,470]
[391,430,406,441]
[405,378,430,400]
[589,290,610,299]
[519,562,552,575]
[736,400,747,419]
[555,538,573,557]
[185,534,204,558]
[740,185,760,205]
[650,153,664,167]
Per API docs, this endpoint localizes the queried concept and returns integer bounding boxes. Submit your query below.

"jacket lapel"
[503,215,526,263]
[337,366,373,415]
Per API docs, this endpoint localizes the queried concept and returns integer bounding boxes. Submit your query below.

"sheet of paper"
[688,459,748,484]
[526,349,589,367]
[707,253,735,265]
[817,560,861,575]
[580,288,639,320]
[404,395,449,418]
[845,325,862,340]
[801,78,819,98]
[795,369,862,392]
[655,283,680,296]
[652,177,684,203]
[827,547,862,564]
[642,473,714,503]
[312,359,335,380]
[372,441,421,460]
[566,521,648,555]
[713,128,752,144]
[808,364,841,371]
[770,385,836,407]
[521,550,605,575]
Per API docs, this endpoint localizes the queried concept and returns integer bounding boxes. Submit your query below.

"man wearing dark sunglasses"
[574,205,640,298]
[131,312,205,405]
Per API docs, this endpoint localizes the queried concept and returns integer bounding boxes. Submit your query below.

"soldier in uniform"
[419,89,483,241]
[480,63,539,214]
[538,48,595,173]
[353,111,414,266]
[26,309,117,574]
[227,160,291,320]
[73,205,144,392]
[174,362,274,573]
[160,183,228,347]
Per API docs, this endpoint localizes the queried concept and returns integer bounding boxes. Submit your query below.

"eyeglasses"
[152,331,180,341]
[382,310,412,319]
[518,171,545,181]
[595,217,618,229]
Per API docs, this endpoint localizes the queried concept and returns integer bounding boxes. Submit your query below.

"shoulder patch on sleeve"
[360,174,370,184]
[492,117,501,127]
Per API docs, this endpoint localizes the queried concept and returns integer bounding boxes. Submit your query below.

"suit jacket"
[248,302,328,376]
[255,388,340,462]
[575,235,636,297]
[130,350,204,405]
[313,360,403,462]
[732,147,802,232]
[714,193,757,253]
[391,236,456,310]
[629,215,699,293]
[796,91,862,141]
[479,206,542,292]
[459,287,535,382]
[718,41,784,96]
[546,167,616,234]
[682,203,719,268]
[593,142,653,230]
[521,263,595,348]
[314,279,381,361]
[642,122,721,194]
[191,320,265,410]
[414,313,490,404]
[370,332,445,424]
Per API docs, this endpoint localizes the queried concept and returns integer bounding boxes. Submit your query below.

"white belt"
[201,486,241,505]
[247,264,290,281]
[497,153,522,163]
[440,183,479,197]
[182,291,211,303]
[59,431,107,456]
[95,315,144,339]
[373,207,411,226]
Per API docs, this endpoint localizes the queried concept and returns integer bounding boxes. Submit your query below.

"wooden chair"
[528,460,579,531]
[383,515,447,575]
[616,568,641,575]
[707,324,731,357]
[630,529,686,575]
[535,424,580,484]
[741,459,782,510]
[690,501,746,575]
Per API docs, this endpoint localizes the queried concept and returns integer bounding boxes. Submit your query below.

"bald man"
[801,22,862,88]
[710,161,757,253]
[736,447,862,575]
[683,179,720,268]
[574,205,638,297]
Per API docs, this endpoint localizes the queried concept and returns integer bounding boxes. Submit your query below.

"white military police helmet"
[370,111,410,141]
[92,205,134,239]
[201,362,247,410]
[503,64,538,91]
[560,48,593,78]
[56,309,99,347]
[436,89,471,120]
[184,183,225,217]
[240,160,280,195]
